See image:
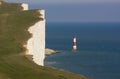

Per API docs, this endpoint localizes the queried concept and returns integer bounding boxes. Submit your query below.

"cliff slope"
[0,1,89,79]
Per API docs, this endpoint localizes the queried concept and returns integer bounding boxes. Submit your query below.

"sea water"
[45,22,120,79]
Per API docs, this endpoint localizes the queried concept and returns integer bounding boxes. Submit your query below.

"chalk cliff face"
[21,3,28,10]
[21,3,45,66]
[27,10,45,66]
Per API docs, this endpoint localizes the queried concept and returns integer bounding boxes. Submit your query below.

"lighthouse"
[72,35,77,51]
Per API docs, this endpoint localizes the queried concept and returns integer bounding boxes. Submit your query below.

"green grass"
[0,1,23,14]
[0,1,89,79]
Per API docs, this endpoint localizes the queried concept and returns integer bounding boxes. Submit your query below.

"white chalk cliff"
[21,4,45,66]
[21,3,28,10]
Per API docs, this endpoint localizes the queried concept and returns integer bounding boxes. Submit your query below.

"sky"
[5,0,120,4]
[6,0,120,22]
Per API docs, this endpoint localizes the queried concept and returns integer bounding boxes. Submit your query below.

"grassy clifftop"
[0,1,23,14]
[0,1,89,79]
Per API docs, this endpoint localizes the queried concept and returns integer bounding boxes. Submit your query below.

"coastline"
[45,48,60,55]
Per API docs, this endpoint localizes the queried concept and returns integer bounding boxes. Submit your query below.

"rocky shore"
[45,48,59,55]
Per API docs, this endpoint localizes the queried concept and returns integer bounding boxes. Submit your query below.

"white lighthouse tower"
[72,35,77,51]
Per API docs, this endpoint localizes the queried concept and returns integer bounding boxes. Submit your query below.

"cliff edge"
[0,1,89,79]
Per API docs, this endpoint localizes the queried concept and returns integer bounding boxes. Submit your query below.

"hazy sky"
[6,0,120,22]
[6,0,120,4]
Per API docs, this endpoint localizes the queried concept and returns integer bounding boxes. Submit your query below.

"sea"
[44,22,120,79]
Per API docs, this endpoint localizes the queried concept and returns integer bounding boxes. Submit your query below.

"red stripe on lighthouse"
[73,42,76,46]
